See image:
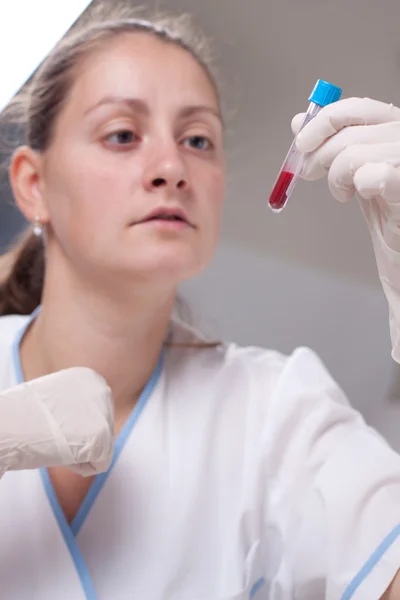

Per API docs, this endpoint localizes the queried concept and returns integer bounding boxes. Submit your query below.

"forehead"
[69,33,219,112]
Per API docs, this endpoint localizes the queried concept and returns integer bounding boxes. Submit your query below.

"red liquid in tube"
[269,171,294,211]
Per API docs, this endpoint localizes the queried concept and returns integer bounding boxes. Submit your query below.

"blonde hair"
[0,1,220,317]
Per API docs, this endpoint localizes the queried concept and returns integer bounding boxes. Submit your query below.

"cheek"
[44,148,140,246]
[194,168,225,267]
[203,169,226,231]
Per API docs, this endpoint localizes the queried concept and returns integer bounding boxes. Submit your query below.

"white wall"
[0,0,92,111]
[181,240,400,449]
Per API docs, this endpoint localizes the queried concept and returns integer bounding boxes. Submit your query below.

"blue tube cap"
[309,79,342,107]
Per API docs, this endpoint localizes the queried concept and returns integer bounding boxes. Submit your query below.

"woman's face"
[39,33,226,287]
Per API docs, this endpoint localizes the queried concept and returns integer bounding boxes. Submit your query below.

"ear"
[9,146,50,225]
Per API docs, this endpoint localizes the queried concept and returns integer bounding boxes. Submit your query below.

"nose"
[143,142,189,193]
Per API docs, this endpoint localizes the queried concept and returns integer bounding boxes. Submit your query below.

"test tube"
[268,79,342,213]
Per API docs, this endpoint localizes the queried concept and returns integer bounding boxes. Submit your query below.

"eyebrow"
[84,96,224,128]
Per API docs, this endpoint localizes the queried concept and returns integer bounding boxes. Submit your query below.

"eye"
[105,130,138,146]
[183,135,214,151]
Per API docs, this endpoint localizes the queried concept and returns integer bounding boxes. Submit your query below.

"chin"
[110,240,213,283]
[116,256,206,285]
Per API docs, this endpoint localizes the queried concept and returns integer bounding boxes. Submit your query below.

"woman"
[1,6,400,600]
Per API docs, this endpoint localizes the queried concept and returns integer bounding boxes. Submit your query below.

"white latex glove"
[292,98,400,362]
[0,367,114,479]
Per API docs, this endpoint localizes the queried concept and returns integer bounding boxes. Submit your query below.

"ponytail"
[0,228,44,316]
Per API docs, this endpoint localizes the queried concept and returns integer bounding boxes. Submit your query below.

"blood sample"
[269,171,295,211]
[269,79,342,213]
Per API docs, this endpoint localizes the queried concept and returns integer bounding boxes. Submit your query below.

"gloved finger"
[296,98,400,153]
[1,367,115,477]
[354,162,400,205]
[355,164,400,250]
[327,142,400,202]
[38,367,115,476]
[301,122,400,182]
[291,113,306,136]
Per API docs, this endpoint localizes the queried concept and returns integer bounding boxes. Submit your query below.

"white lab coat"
[0,312,400,600]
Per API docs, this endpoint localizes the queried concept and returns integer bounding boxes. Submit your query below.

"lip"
[135,206,194,228]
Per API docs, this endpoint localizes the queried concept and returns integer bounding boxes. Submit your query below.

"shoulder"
[164,321,364,504]
[168,318,339,384]
[167,317,287,383]
[166,319,347,418]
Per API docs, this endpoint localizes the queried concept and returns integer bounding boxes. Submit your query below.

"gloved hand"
[0,367,114,479]
[292,98,400,362]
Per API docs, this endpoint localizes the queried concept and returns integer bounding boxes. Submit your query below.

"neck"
[20,268,175,421]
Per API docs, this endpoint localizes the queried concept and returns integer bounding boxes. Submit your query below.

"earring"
[32,215,43,237]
